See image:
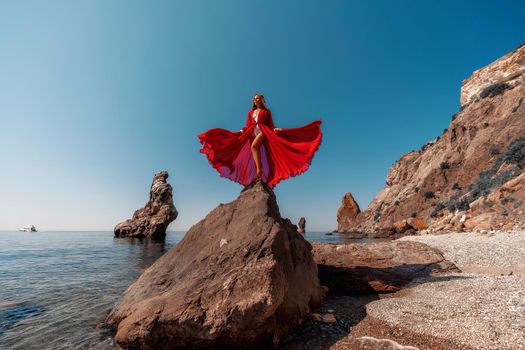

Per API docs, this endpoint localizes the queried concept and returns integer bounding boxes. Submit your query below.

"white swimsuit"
[253,110,261,136]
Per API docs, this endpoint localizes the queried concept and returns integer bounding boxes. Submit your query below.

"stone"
[463,212,498,231]
[407,218,429,231]
[106,181,325,349]
[321,313,337,324]
[114,171,178,239]
[337,192,361,232]
[455,222,465,231]
[393,219,410,233]
[433,223,447,232]
[368,228,395,239]
[312,241,459,294]
[310,313,322,322]
[298,217,306,234]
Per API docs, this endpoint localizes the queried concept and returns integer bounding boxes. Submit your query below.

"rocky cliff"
[106,181,324,349]
[114,171,178,239]
[338,42,525,234]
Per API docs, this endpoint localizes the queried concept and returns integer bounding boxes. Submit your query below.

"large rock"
[114,171,178,240]
[463,212,497,231]
[338,43,525,234]
[106,181,325,349]
[312,241,459,294]
[406,217,428,230]
[393,219,411,233]
[461,42,525,105]
[298,217,306,234]
[337,192,361,232]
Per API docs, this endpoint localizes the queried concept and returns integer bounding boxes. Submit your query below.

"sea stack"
[106,180,325,349]
[114,171,178,240]
[298,217,306,233]
[336,192,361,232]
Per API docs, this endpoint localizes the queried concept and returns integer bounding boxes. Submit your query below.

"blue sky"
[1,0,524,231]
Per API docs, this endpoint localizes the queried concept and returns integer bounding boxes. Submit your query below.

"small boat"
[19,225,37,232]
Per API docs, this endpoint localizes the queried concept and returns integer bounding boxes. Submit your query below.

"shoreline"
[283,230,525,350]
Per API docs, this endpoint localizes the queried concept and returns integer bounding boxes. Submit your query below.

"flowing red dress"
[198,109,322,189]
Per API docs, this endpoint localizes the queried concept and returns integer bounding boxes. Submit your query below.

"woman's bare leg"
[251,133,265,179]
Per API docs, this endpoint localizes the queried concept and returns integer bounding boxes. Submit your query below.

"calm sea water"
[0,230,372,349]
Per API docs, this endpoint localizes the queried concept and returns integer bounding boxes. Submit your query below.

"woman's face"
[253,95,263,108]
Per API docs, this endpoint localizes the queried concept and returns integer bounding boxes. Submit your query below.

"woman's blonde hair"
[251,93,269,111]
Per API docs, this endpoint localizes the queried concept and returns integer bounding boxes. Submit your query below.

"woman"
[198,93,322,189]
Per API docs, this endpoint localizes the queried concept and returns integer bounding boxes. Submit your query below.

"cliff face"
[339,43,525,234]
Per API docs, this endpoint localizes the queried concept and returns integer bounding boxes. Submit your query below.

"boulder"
[337,192,361,232]
[393,219,410,233]
[368,227,395,238]
[312,241,459,294]
[298,217,306,234]
[463,212,498,231]
[406,217,429,230]
[114,171,178,239]
[106,181,325,349]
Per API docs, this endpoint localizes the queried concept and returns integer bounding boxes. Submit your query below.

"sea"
[0,230,378,349]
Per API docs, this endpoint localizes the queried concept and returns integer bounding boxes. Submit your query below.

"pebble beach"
[371,230,525,350]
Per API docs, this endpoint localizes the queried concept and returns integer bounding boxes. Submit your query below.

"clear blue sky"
[1,1,523,231]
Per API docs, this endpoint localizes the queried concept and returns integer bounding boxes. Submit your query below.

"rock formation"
[338,42,525,234]
[461,43,525,105]
[337,192,361,232]
[106,181,325,349]
[114,171,178,240]
[298,217,306,233]
[312,241,458,294]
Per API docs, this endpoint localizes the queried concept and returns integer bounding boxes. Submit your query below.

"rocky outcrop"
[338,42,525,234]
[298,217,306,234]
[407,217,428,230]
[337,192,361,232]
[114,171,178,240]
[106,181,325,349]
[312,241,459,294]
[461,42,525,105]
[393,219,411,234]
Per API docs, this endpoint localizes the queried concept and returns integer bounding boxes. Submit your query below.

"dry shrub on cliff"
[432,137,525,218]
[440,161,450,170]
[430,202,446,217]
[479,82,512,99]
[423,191,435,200]
[467,137,525,201]
[500,137,525,166]
[489,146,501,156]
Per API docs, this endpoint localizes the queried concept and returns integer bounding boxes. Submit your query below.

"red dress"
[198,109,322,189]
